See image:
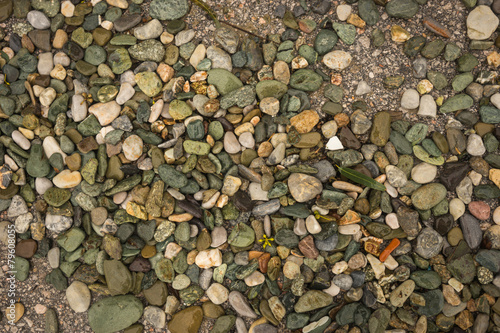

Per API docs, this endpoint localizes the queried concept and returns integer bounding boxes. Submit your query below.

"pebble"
[206,283,229,304]
[66,281,91,313]
[418,95,437,117]
[89,101,121,126]
[0,1,497,331]
[322,51,352,71]
[122,135,143,161]
[466,134,486,156]
[336,5,352,21]
[229,291,257,318]
[411,162,437,184]
[27,11,50,29]
[401,89,419,109]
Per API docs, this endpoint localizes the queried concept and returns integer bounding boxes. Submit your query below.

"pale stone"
[66,281,91,313]
[43,136,68,162]
[53,170,82,188]
[116,83,135,105]
[449,198,466,221]
[190,44,206,69]
[61,1,75,17]
[244,271,265,286]
[89,101,121,126]
[195,249,222,268]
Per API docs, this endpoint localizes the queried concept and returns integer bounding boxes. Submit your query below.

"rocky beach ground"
[0,0,499,332]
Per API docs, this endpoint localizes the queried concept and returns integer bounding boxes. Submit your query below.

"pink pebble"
[468,201,490,220]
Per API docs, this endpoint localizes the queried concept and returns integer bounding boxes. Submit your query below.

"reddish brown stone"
[298,235,319,259]
[258,252,271,274]
[468,201,490,220]
[15,239,38,259]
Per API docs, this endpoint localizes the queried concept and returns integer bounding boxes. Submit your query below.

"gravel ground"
[0,0,496,332]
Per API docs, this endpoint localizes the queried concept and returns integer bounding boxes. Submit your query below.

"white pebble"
[385,213,399,229]
[11,130,31,150]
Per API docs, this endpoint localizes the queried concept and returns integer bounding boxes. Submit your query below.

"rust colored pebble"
[379,238,400,262]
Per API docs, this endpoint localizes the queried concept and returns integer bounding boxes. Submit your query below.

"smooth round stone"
[411,183,447,210]
[415,227,443,259]
[66,281,91,313]
[385,213,399,229]
[305,215,321,234]
[322,50,352,71]
[143,306,166,329]
[89,101,121,126]
[224,132,241,154]
[411,162,437,184]
[206,283,229,305]
[468,201,490,220]
[53,170,82,188]
[12,130,31,150]
[401,89,419,109]
[172,274,191,290]
[122,135,143,161]
[288,173,323,203]
[88,295,143,333]
[336,4,352,21]
[27,10,50,29]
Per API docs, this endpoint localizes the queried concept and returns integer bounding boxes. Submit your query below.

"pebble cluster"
[0,0,499,332]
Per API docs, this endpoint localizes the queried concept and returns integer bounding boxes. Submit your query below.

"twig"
[220,20,266,40]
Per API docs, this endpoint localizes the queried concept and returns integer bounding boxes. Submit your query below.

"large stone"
[168,306,203,333]
[467,5,499,40]
[88,295,143,333]
[150,0,189,20]
[294,291,333,313]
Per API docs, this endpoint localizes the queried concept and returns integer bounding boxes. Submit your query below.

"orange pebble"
[379,238,400,263]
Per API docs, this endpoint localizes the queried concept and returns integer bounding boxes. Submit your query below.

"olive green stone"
[411,183,447,210]
[207,69,243,96]
[383,75,405,89]
[108,48,132,74]
[403,36,426,57]
[158,164,188,188]
[370,111,392,147]
[88,295,143,333]
[255,80,288,100]
[43,188,71,207]
[421,39,445,59]
[26,143,51,178]
[457,53,478,72]
[479,105,500,124]
[413,146,444,165]
[228,223,255,248]
[135,72,162,97]
[427,71,448,90]
[440,94,474,113]
[168,306,203,333]
[180,285,204,305]
[444,42,461,61]
[452,72,473,92]
[169,99,193,120]
[290,69,323,91]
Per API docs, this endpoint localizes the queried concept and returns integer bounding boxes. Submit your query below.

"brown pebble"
[15,239,38,259]
[423,17,451,38]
